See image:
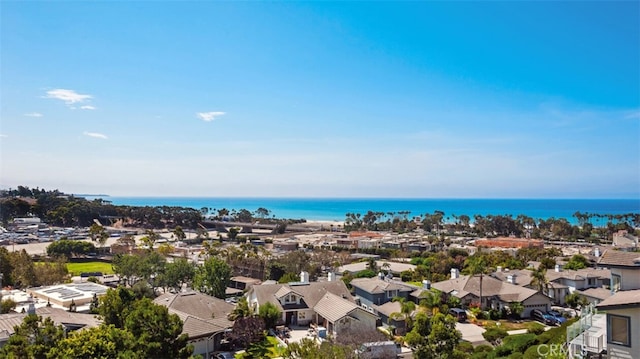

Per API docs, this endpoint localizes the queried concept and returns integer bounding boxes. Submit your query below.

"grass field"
[66,262,114,276]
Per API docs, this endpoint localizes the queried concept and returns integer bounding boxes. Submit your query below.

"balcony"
[567,309,606,357]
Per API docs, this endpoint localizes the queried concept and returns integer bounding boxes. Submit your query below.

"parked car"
[214,352,234,359]
[546,310,567,325]
[531,309,555,325]
[448,308,468,322]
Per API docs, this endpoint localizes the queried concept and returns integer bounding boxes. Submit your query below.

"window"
[387,290,398,299]
[298,311,306,320]
[612,274,621,292]
[607,314,631,347]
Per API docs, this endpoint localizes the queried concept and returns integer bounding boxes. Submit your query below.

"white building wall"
[616,268,640,291]
[606,307,640,359]
[522,293,551,317]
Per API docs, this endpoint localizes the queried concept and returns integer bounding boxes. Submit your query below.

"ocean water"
[91,197,639,224]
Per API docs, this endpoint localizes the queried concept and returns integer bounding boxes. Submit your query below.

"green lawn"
[66,262,114,276]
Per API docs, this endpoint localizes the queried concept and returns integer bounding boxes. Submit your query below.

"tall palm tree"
[530,267,550,297]
[466,256,488,309]
[390,297,417,331]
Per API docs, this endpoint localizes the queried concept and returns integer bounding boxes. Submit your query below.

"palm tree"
[530,267,550,297]
[390,297,416,331]
[419,290,442,315]
[466,256,488,309]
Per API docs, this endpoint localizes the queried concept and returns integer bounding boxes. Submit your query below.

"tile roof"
[372,301,402,317]
[596,289,640,309]
[545,268,610,282]
[313,292,361,323]
[0,307,100,339]
[597,249,640,267]
[248,281,353,313]
[154,291,235,338]
[350,278,414,294]
[577,288,613,301]
[432,275,541,303]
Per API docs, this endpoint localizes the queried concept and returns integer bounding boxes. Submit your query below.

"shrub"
[503,333,537,353]
[87,276,99,283]
[483,326,508,345]
[526,322,545,335]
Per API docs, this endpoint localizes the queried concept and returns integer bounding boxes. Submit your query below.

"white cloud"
[24,112,43,117]
[624,110,640,120]
[83,131,108,140]
[80,105,96,110]
[45,89,92,104]
[0,134,7,138]
[196,111,225,122]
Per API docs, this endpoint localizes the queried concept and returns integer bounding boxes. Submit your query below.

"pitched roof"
[0,307,100,339]
[372,301,402,317]
[597,249,640,268]
[154,291,235,338]
[248,281,353,312]
[432,275,541,303]
[596,289,640,309]
[313,292,361,323]
[350,278,414,294]
[546,267,610,282]
[577,287,612,301]
[491,269,533,287]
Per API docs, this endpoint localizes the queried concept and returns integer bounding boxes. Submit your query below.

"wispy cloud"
[196,111,225,122]
[0,134,7,138]
[24,112,43,117]
[80,105,96,110]
[624,110,640,120]
[83,131,108,140]
[45,89,92,105]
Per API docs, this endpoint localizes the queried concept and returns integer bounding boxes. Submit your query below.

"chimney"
[555,264,562,272]
[496,266,502,273]
[300,271,309,283]
[594,248,600,257]
[451,268,460,279]
[327,272,335,282]
[27,300,36,315]
[507,274,516,284]
[422,280,431,290]
[378,272,385,280]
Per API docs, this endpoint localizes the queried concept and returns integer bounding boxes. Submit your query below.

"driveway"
[456,322,488,345]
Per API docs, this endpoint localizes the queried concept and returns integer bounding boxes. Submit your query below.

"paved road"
[456,322,488,345]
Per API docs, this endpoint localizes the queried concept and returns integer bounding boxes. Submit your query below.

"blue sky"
[1,2,638,198]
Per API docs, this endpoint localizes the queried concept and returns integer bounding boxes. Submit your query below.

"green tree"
[564,254,589,270]
[406,312,461,359]
[89,223,109,248]
[1,298,17,314]
[390,296,416,330]
[0,314,65,359]
[124,298,193,358]
[464,255,489,309]
[172,225,186,242]
[508,301,525,319]
[193,257,231,299]
[228,296,253,321]
[530,267,550,296]
[47,325,139,359]
[258,301,281,329]
[9,249,37,288]
[278,272,300,284]
[98,287,137,328]
[565,292,589,316]
[164,257,195,292]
